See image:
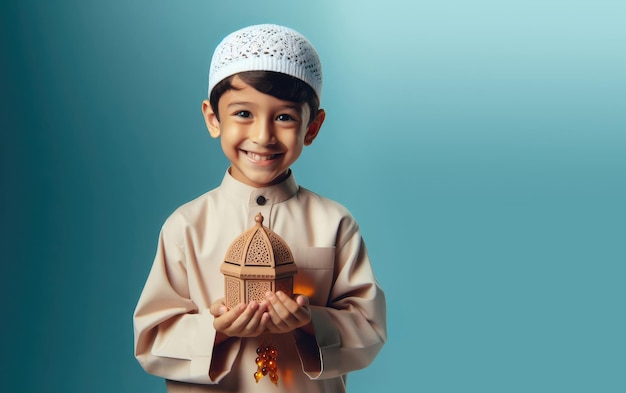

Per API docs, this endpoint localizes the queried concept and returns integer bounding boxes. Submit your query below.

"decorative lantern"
[221,212,297,309]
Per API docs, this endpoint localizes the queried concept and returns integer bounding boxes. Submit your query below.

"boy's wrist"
[297,322,315,337]
[214,331,231,346]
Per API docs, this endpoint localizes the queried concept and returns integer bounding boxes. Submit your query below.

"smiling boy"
[203,73,325,189]
[134,24,386,393]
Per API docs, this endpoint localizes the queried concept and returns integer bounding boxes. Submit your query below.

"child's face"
[202,76,325,188]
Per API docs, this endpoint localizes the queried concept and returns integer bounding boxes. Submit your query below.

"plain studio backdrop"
[1,0,624,392]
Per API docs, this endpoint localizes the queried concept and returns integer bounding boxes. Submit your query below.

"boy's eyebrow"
[226,101,255,108]
[278,104,304,112]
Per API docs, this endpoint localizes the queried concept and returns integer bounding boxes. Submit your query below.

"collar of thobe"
[219,169,299,206]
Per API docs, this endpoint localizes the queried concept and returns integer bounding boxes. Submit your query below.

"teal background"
[2,0,624,392]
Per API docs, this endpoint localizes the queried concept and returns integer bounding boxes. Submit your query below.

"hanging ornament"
[254,335,279,385]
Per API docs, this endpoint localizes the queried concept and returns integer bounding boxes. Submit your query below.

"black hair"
[209,71,320,125]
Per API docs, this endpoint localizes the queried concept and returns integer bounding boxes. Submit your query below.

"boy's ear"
[304,109,326,146]
[201,100,221,138]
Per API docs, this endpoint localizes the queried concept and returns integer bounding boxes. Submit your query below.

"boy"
[133,24,386,392]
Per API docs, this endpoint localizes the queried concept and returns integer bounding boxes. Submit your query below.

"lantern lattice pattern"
[221,213,297,309]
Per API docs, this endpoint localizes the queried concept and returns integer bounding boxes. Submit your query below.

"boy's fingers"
[242,302,269,334]
[226,301,270,337]
[213,305,227,317]
[265,291,310,329]
[264,292,288,323]
[294,294,309,308]
[276,291,309,320]
[214,303,246,329]
[209,298,227,317]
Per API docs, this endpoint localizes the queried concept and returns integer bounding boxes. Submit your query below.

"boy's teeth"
[248,152,275,161]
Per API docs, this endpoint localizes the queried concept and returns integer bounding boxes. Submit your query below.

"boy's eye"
[276,114,295,122]
[235,111,251,118]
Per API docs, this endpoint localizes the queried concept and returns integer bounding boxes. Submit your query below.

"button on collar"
[256,195,267,206]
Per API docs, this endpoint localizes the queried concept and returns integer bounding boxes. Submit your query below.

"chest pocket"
[291,247,335,306]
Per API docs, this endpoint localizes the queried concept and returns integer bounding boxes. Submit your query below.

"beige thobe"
[134,171,386,392]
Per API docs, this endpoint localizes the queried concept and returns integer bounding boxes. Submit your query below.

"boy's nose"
[251,120,277,145]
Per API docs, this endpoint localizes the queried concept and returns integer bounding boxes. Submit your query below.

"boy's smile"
[202,76,325,188]
[244,152,281,162]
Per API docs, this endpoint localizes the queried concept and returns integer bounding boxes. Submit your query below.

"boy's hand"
[210,298,270,339]
[263,291,312,334]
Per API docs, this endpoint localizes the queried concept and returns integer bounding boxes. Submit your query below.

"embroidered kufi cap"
[208,24,322,100]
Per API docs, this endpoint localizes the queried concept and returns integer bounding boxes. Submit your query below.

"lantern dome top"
[224,213,294,267]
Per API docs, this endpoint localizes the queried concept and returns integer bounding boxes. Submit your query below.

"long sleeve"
[293,214,387,380]
[133,223,239,384]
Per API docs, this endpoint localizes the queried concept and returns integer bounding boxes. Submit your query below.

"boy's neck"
[228,167,292,188]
